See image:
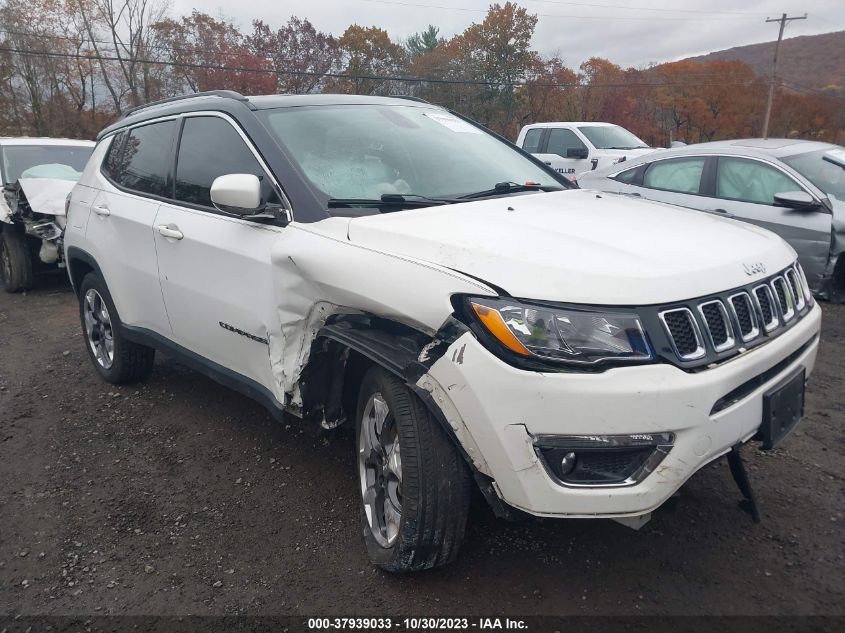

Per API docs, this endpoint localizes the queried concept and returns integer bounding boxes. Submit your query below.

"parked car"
[65,91,821,572]
[515,122,656,181]
[0,137,95,291]
[578,139,845,301]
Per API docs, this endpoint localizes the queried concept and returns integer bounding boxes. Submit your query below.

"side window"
[546,128,588,158]
[521,128,543,153]
[716,157,801,205]
[642,157,705,194]
[175,116,278,208]
[111,121,176,197]
[102,132,127,182]
[614,166,639,184]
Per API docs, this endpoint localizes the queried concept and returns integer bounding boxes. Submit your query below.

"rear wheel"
[78,272,155,384]
[356,367,471,572]
[0,228,33,293]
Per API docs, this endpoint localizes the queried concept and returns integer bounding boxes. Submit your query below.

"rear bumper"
[423,303,821,518]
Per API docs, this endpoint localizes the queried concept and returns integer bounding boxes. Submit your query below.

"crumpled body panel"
[267,221,495,406]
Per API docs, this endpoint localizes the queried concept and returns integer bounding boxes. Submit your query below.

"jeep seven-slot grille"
[657,263,812,366]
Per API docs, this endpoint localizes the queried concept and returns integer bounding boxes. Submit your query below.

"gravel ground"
[1,273,843,619]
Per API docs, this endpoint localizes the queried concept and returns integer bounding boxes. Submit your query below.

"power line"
[523,0,768,16]
[358,0,759,20]
[0,28,776,84]
[0,27,332,67]
[0,45,763,90]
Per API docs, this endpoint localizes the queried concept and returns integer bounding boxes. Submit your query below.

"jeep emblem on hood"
[743,262,767,276]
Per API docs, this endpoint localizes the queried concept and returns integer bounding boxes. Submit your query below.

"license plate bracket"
[759,368,805,450]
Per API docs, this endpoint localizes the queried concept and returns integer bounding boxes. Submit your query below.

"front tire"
[356,367,471,572]
[0,227,33,293]
[78,272,155,384]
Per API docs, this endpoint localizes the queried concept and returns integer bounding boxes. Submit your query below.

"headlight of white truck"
[464,297,654,367]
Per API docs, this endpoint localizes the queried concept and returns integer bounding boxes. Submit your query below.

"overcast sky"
[171,0,845,69]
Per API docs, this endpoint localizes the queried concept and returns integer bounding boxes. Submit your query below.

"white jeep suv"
[65,91,822,572]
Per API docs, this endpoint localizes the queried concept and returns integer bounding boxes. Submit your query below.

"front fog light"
[534,433,674,487]
[560,451,577,476]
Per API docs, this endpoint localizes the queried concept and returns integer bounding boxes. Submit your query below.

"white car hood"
[16,178,76,217]
[345,189,796,305]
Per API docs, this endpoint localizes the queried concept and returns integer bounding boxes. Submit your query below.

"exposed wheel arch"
[66,247,102,295]
[300,314,520,519]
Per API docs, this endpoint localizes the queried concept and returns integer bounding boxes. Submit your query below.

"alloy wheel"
[358,392,403,547]
[83,289,115,369]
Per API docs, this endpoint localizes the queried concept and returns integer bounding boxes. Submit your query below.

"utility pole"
[761,12,807,138]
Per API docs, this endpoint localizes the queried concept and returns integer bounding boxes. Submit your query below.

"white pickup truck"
[516,122,656,182]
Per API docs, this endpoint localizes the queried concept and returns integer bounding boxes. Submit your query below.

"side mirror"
[566,147,589,160]
[210,174,263,214]
[773,191,820,210]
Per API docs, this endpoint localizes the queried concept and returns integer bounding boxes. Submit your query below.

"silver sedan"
[578,139,845,301]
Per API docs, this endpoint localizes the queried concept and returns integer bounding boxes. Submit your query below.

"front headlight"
[466,297,653,367]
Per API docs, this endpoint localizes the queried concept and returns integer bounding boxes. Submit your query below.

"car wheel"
[0,228,33,293]
[356,366,471,572]
[78,272,155,384]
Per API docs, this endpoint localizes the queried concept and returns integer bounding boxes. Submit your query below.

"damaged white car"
[0,138,95,291]
[65,92,822,572]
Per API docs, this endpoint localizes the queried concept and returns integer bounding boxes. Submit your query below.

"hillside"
[686,30,845,96]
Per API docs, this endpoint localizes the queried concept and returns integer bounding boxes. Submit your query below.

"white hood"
[17,178,76,217]
[345,190,796,305]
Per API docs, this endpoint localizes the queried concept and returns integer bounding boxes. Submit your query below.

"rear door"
[85,120,177,334]
[711,156,831,285]
[153,113,288,389]
[533,128,589,181]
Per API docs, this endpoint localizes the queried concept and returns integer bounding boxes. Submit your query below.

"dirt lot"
[1,273,843,620]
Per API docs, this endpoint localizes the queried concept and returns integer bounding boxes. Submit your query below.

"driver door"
[712,156,831,287]
[532,128,589,181]
[153,114,287,391]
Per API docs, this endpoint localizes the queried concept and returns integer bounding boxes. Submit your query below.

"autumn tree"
[248,17,339,94]
[439,2,539,134]
[155,11,276,95]
[330,25,406,95]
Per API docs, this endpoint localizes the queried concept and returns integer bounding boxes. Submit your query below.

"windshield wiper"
[458,181,559,200]
[327,193,457,209]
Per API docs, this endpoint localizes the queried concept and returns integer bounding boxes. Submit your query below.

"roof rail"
[119,90,250,119]
[393,95,432,105]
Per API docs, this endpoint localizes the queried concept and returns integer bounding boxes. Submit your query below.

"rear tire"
[356,367,471,572]
[0,227,33,293]
[78,272,155,384]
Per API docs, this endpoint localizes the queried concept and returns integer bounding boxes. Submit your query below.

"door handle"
[156,224,184,240]
[544,161,552,165]
[92,204,110,217]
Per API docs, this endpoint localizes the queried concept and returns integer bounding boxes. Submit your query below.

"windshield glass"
[258,105,565,202]
[577,125,648,150]
[781,148,845,202]
[1,145,93,185]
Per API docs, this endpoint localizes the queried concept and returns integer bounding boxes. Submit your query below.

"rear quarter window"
[103,121,176,198]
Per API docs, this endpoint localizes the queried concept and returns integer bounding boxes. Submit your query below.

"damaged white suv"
[1,138,95,292]
[65,91,822,572]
